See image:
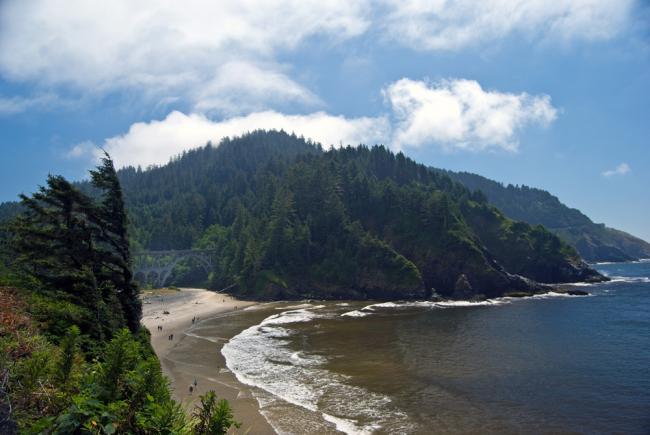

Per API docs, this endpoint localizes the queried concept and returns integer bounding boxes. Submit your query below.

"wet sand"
[141,288,275,434]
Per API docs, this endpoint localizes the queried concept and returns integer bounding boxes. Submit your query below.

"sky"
[0,0,649,241]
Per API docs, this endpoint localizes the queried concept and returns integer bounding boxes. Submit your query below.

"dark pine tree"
[10,154,141,337]
[90,153,142,332]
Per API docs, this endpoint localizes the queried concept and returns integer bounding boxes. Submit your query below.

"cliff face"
[460,201,605,284]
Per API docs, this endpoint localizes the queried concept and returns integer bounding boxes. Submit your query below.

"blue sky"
[1,1,649,241]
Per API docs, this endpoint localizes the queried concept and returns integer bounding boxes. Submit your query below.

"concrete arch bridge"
[133,249,215,288]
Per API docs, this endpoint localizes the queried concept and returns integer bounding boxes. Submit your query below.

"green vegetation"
[9,155,141,339]
[115,130,602,298]
[0,131,609,432]
[446,171,650,262]
[0,157,239,433]
[192,391,240,435]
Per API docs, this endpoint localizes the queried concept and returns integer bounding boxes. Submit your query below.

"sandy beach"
[141,288,276,434]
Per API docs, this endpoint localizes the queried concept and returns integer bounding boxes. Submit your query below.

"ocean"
[211,261,650,434]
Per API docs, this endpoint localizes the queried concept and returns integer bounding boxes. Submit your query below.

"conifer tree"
[11,154,141,336]
[89,153,141,332]
[12,175,100,303]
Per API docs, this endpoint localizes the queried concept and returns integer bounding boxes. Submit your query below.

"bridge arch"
[133,249,215,288]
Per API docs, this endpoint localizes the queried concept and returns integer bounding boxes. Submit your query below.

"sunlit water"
[202,261,650,434]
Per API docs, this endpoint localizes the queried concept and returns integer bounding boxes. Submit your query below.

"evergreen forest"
[0,156,239,434]
[114,130,604,299]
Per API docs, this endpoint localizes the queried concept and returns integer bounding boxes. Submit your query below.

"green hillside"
[116,130,603,299]
[446,171,650,262]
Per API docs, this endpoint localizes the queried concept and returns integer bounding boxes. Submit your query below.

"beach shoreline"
[141,287,276,434]
[140,286,597,435]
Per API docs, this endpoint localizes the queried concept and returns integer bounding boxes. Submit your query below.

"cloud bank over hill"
[77,77,557,168]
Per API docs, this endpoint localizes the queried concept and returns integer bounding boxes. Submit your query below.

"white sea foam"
[260,306,325,327]
[277,303,317,310]
[322,412,381,435]
[343,291,593,319]
[529,291,590,299]
[340,299,513,318]
[243,305,264,311]
[340,301,411,316]
[222,307,411,434]
[594,259,650,264]
[562,281,595,287]
[607,276,650,283]
[435,299,510,307]
[383,298,511,309]
[363,301,402,310]
[341,310,371,318]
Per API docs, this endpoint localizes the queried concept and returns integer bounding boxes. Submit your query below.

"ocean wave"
[243,304,265,311]
[342,292,592,319]
[528,291,590,299]
[362,301,403,310]
[222,307,411,435]
[562,282,595,287]
[339,299,512,318]
[607,276,650,283]
[323,412,381,435]
[373,299,510,309]
[261,306,326,327]
[341,310,371,318]
[339,301,415,317]
[276,303,318,310]
[593,259,650,265]
[436,299,510,307]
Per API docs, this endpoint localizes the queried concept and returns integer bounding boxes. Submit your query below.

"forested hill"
[117,130,321,250]
[446,171,650,262]
[110,130,602,300]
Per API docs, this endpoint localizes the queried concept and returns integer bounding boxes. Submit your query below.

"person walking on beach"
[189,385,193,395]
[193,378,197,388]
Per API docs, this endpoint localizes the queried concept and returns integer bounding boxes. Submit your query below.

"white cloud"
[69,77,560,167]
[383,78,557,151]
[0,0,369,110]
[0,93,66,115]
[88,110,389,168]
[384,79,557,151]
[380,0,634,50]
[602,163,631,177]
[193,61,322,115]
[0,0,634,117]
[65,141,97,159]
